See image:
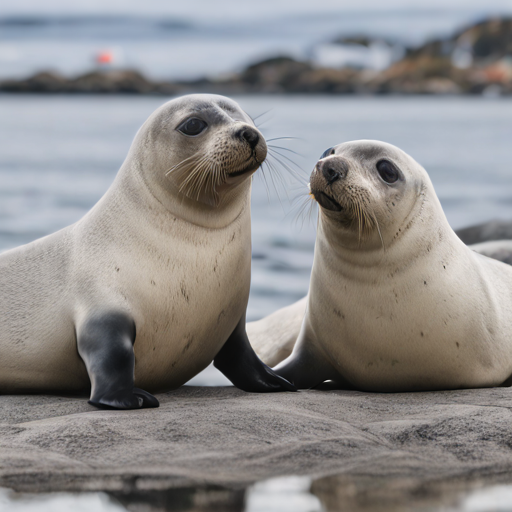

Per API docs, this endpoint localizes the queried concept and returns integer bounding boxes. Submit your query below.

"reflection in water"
[245,476,323,512]
[460,485,512,512]
[4,480,512,511]
[0,487,126,511]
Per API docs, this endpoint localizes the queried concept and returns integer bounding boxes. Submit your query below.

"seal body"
[249,243,512,367]
[247,297,307,366]
[275,140,512,392]
[0,94,294,408]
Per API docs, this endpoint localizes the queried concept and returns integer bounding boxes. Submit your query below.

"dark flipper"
[77,312,159,410]
[273,338,339,390]
[214,315,297,392]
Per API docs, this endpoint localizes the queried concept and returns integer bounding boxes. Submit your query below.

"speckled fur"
[0,94,266,394]
[275,140,512,392]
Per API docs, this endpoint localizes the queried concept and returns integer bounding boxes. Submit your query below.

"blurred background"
[1,0,512,320]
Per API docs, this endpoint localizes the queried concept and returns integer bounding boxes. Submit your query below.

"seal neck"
[117,158,252,230]
[316,181,456,271]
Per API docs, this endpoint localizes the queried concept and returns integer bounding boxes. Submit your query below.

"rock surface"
[2,385,512,503]
[456,220,512,245]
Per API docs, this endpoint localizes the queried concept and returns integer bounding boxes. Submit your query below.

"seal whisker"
[261,156,285,203]
[372,209,386,252]
[266,137,301,142]
[288,191,317,229]
[178,156,209,200]
[268,152,306,189]
[251,109,273,123]
[266,157,286,206]
[267,149,306,183]
[258,162,273,202]
[267,145,304,158]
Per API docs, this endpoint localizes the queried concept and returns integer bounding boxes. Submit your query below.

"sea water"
[1,94,511,319]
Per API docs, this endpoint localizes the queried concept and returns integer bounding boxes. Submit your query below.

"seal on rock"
[271,140,512,391]
[0,94,295,409]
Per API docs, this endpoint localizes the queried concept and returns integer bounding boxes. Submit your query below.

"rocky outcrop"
[1,18,511,95]
[0,70,180,95]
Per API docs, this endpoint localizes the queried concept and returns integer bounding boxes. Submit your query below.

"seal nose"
[238,126,260,149]
[318,157,348,185]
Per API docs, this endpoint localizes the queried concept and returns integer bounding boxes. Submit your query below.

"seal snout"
[316,157,349,185]
[237,126,260,149]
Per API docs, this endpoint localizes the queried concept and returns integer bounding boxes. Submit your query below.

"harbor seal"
[270,140,512,391]
[249,238,512,367]
[0,94,295,409]
[247,297,307,366]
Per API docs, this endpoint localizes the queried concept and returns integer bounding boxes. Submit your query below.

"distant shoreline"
[2,17,511,97]
[0,62,510,97]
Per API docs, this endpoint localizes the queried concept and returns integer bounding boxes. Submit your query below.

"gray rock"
[456,220,512,245]
[2,386,512,500]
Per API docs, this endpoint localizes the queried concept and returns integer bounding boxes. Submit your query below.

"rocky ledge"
[3,386,512,510]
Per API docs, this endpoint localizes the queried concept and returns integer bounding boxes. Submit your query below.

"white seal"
[0,94,294,409]
[271,140,512,391]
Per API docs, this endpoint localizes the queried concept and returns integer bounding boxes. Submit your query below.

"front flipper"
[273,329,340,390]
[77,312,159,410]
[214,315,297,392]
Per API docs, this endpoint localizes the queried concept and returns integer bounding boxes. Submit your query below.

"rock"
[0,71,69,93]
[292,67,359,94]
[3,386,512,499]
[455,220,512,245]
[0,70,181,95]
[239,56,313,93]
[70,70,156,94]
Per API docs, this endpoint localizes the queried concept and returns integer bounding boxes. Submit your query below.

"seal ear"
[77,312,159,410]
[320,147,335,159]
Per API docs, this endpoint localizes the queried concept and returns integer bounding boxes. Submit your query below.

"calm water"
[1,94,512,319]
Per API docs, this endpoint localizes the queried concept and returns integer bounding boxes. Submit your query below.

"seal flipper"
[77,312,159,410]
[273,335,339,390]
[214,315,297,392]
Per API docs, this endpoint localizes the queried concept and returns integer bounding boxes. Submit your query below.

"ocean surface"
[1,94,512,386]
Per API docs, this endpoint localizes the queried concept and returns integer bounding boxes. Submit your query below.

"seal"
[271,140,512,391]
[249,238,512,366]
[0,94,295,409]
[247,297,307,366]
[470,240,512,266]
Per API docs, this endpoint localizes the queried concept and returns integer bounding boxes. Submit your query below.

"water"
[1,94,512,321]
[5,479,512,511]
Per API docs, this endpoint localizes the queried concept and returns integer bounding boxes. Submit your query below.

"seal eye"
[177,118,208,137]
[376,160,400,184]
[320,147,335,159]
